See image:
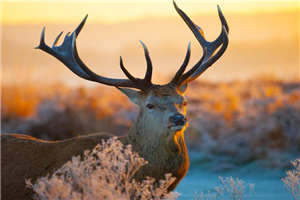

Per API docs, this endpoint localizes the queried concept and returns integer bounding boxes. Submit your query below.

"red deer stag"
[1,1,229,200]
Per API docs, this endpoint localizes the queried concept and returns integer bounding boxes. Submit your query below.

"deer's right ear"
[117,87,142,105]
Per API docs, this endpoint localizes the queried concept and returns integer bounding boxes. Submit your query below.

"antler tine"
[35,27,46,49]
[179,27,228,84]
[207,5,229,51]
[36,28,93,80]
[52,31,63,47]
[139,41,153,85]
[186,26,228,82]
[179,47,208,84]
[120,56,137,82]
[36,15,155,91]
[173,1,229,85]
[75,14,88,37]
[217,5,229,34]
[70,31,150,89]
[171,42,191,84]
[173,1,207,48]
[174,1,228,58]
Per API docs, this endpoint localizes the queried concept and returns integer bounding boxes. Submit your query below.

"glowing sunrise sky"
[2,0,299,24]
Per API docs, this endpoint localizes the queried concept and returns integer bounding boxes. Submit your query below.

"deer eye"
[146,104,155,109]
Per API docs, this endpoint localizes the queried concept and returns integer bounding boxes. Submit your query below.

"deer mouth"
[169,125,185,131]
[168,121,186,131]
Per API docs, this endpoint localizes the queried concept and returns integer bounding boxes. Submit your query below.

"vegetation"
[194,176,254,200]
[2,79,300,168]
[26,137,179,200]
[26,136,299,200]
[282,159,300,200]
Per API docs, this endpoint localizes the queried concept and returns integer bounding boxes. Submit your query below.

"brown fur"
[150,85,178,96]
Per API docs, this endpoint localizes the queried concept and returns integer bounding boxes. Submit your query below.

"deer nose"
[169,113,186,126]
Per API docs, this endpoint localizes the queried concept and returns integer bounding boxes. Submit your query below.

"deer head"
[35,1,229,153]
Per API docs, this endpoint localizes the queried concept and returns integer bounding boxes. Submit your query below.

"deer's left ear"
[177,83,188,93]
[117,87,142,105]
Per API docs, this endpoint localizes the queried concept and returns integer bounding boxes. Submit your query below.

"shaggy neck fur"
[125,109,189,190]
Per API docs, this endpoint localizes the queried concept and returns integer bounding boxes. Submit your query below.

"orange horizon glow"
[2,0,299,25]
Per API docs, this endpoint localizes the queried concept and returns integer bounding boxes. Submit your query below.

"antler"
[36,1,228,91]
[36,15,153,91]
[171,1,229,86]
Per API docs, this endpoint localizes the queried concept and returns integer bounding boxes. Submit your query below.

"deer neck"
[124,110,189,187]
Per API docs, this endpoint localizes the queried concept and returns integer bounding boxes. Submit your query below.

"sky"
[1,0,299,24]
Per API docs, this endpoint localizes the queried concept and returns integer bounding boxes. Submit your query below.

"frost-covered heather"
[25,136,259,200]
[194,176,254,200]
[26,137,178,200]
[282,159,300,200]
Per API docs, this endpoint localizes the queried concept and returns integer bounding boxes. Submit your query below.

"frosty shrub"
[282,159,300,200]
[26,137,179,200]
[194,176,254,200]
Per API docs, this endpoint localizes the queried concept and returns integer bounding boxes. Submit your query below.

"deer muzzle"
[168,113,186,130]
